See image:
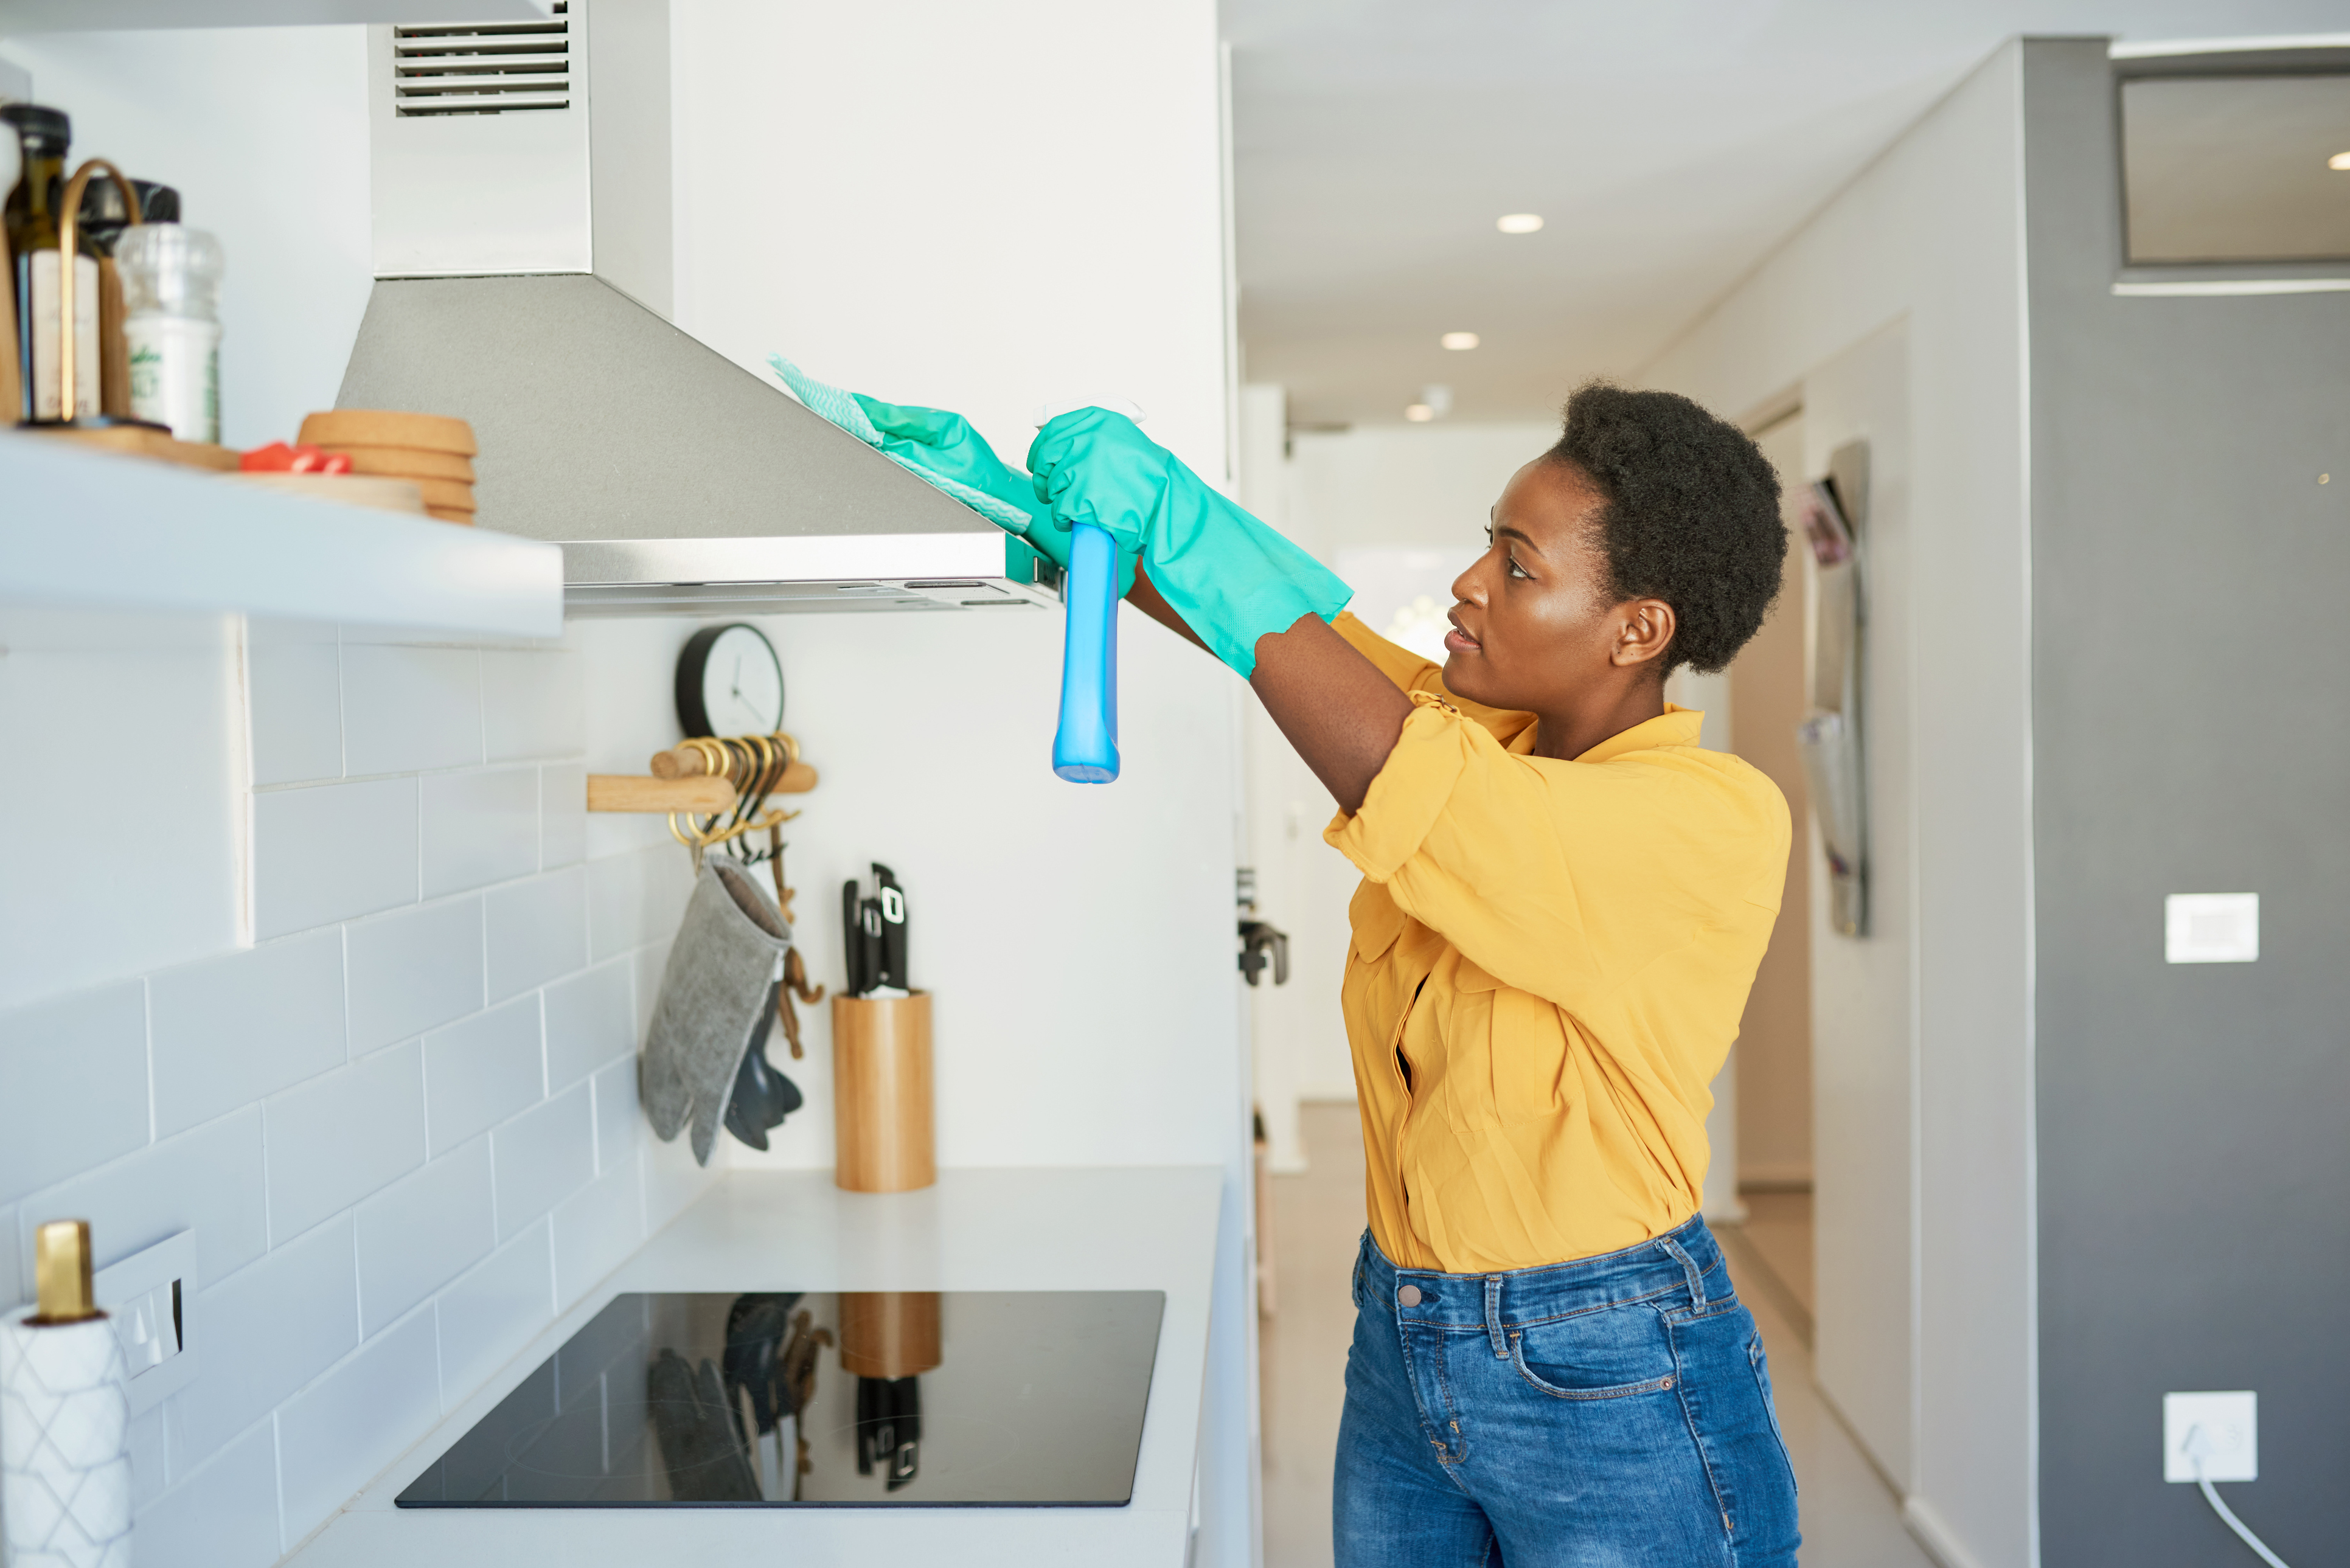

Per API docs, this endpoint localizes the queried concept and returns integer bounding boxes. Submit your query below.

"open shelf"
[0,432,562,639]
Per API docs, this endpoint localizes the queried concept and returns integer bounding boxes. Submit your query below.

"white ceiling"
[1228,0,2350,426]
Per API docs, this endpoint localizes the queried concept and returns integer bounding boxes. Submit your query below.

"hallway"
[1258,1101,1933,1568]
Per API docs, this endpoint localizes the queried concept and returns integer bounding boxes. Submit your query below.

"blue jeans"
[1333,1217,1800,1567]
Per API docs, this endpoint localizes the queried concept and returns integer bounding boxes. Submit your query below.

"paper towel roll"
[0,1307,132,1568]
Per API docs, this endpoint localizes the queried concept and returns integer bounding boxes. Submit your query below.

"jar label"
[125,316,222,445]
[21,251,102,421]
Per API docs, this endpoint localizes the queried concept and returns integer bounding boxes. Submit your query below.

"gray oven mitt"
[641,859,792,1166]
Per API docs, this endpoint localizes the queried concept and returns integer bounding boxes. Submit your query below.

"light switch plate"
[2165,893,2259,963]
[91,1230,199,1415]
[2164,1390,2257,1482]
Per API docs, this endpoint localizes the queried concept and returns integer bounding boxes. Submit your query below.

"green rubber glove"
[1027,409,1352,677]
[768,357,1110,592]
[852,396,1055,550]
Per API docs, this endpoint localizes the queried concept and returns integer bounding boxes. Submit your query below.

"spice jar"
[114,222,222,444]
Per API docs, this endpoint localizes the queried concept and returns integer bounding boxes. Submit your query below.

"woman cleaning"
[841,378,1799,1566]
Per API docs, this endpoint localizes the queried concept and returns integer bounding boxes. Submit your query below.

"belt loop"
[1484,1276,1508,1359]
[1659,1235,1708,1309]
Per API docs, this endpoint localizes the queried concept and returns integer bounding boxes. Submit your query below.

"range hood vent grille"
[392,2,571,118]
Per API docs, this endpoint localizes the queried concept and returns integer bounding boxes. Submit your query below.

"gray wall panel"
[2025,38,2350,1568]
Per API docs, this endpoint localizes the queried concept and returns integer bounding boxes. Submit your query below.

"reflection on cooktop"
[395,1290,1164,1508]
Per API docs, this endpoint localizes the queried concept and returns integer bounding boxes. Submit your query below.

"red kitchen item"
[241,441,352,475]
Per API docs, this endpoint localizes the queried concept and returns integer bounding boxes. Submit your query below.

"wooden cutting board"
[299,408,477,456]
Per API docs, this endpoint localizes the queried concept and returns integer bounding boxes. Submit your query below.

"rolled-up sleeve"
[1326,695,1764,1001]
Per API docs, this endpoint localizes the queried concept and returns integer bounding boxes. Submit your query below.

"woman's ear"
[1610,598,1676,670]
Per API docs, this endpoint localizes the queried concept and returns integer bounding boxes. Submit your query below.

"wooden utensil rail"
[586,743,819,814]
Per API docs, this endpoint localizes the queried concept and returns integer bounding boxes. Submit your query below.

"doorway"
[1720,408,1816,1339]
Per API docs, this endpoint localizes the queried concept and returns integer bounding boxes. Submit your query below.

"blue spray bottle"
[1040,400,1142,784]
[1051,520,1121,782]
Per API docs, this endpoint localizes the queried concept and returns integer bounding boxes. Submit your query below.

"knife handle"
[1051,521,1121,783]
[841,880,864,995]
[878,882,908,991]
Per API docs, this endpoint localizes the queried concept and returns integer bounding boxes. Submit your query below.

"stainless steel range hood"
[340,0,1052,617]
[335,272,1054,617]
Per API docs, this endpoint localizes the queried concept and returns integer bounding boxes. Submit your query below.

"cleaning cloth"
[641,859,793,1166]
[770,356,1035,533]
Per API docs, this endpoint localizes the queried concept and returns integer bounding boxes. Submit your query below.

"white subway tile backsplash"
[245,620,342,786]
[175,1215,358,1468]
[540,762,586,869]
[423,996,543,1156]
[632,939,672,1041]
[151,931,345,1139]
[420,767,539,899]
[355,1139,493,1337]
[482,649,585,762]
[437,1223,553,1409]
[128,1404,167,1508]
[545,959,634,1093]
[340,644,481,776]
[276,1306,440,1538]
[552,1159,641,1311]
[485,867,588,1003]
[591,1055,639,1177]
[492,1084,593,1239]
[136,1418,280,1568]
[0,982,149,1205]
[344,898,483,1054]
[266,1042,425,1243]
[253,778,418,939]
[587,844,692,963]
[13,622,666,1564]
[15,1106,268,1288]
[643,1123,716,1232]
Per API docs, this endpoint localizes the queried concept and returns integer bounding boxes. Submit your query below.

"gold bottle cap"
[32,1220,102,1325]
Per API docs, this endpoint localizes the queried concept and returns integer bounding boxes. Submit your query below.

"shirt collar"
[1504,703,1705,763]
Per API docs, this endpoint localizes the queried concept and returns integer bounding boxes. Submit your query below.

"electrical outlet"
[2164,1390,2257,1483]
[92,1230,199,1415]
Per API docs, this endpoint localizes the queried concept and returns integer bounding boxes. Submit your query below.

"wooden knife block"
[839,1292,942,1379]
[831,991,934,1193]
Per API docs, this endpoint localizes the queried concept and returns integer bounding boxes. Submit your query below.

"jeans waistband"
[1360,1214,1728,1340]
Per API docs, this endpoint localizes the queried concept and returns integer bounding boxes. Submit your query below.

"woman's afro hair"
[1547,382,1785,676]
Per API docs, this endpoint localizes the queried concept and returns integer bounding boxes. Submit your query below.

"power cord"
[2182,1423,2293,1568]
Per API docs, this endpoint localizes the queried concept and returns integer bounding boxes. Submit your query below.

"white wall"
[662,6,1259,1565]
[573,608,1244,1175]
[1640,40,2034,1568]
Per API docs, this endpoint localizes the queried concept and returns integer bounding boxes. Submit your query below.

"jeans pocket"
[1747,1332,1798,1493]
[1506,1314,1680,1401]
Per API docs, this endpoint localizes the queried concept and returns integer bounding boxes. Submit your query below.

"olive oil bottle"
[1,103,100,422]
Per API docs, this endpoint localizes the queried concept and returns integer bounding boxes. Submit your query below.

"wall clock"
[675,623,784,738]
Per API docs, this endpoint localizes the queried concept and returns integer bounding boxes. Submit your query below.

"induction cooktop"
[395,1290,1164,1508]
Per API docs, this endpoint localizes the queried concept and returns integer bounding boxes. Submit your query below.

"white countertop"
[287,1166,1225,1567]
[0,433,561,639]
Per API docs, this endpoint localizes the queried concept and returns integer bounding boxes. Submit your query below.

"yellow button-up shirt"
[1324,616,1790,1274]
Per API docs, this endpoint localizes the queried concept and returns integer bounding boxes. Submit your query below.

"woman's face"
[1441,457,1674,715]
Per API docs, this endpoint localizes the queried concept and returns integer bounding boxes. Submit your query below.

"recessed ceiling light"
[2331,150,2350,170]
[1405,403,1436,423]
[1441,331,1480,351]
[1497,213,1544,235]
